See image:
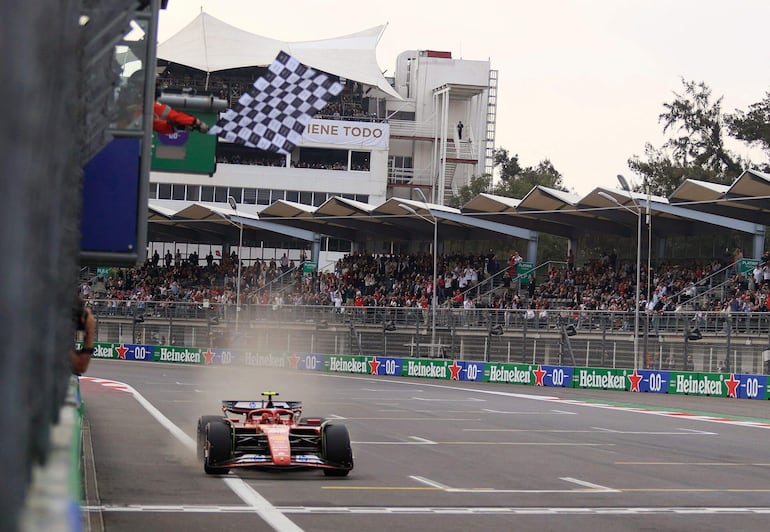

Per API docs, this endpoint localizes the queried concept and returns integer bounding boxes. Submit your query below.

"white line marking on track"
[224,477,303,532]
[560,477,619,492]
[82,505,770,515]
[409,476,450,490]
[414,397,485,402]
[482,409,575,414]
[408,436,437,444]
[83,377,303,532]
[326,414,346,419]
[591,426,717,435]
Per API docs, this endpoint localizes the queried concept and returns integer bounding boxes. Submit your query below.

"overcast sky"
[158,0,770,196]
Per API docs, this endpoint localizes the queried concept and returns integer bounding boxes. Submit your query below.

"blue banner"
[293,353,326,371]
[538,365,573,387]
[367,356,403,376]
[450,360,486,382]
[627,369,670,394]
[733,373,767,400]
[115,343,154,362]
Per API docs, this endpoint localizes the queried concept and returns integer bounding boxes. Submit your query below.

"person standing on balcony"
[456,121,463,140]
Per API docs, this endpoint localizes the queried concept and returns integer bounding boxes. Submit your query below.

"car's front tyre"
[204,420,232,475]
[321,423,353,477]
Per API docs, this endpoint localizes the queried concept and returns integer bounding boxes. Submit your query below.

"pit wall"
[86,342,769,400]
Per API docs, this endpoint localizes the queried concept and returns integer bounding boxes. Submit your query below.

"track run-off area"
[82,359,770,531]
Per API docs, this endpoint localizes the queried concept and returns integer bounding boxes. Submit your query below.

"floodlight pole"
[228,196,243,333]
[600,177,642,370]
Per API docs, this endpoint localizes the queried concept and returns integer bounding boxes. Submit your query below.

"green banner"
[153,345,203,364]
[517,262,535,283]
[96,266,110,278]
[484,362,535,385]
[668,372,727,397]
[740,258,759,275]
[150,111,217,175]
[572,367,629,391]
[325,355,369,374]
[302,261,317,274]
[90,342,117,359]
[402,358,449,379]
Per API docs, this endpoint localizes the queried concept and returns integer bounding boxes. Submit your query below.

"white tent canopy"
[157,12,401,100]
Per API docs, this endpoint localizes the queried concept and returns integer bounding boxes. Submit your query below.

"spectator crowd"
[80,246,770,321]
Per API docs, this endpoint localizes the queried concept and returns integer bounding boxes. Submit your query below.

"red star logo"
[203,349,216,365]
[116,344,128,360]
[533,365,546,386]
[628,370,643,392]
[725,373,740,398]
[288,355,300,369]
[449,361,462,380]
[368,357,380,375]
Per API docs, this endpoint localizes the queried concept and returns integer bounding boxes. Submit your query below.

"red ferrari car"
[197,391,353,476]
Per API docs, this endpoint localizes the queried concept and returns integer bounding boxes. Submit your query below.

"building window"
[388,155,413,184]
[228,187,242,203]
[158,183,171,199]
[299,191,312,205]
[172,184,186,200]
[271,190,285,202]
[313,192,327,206]
[186,185,200,201]
[354,194,369,203]
[214,186,228,203]
[148,183,157,199]
[286,190,299,203]
[201,186,214,202]
[351,151,370,171]
[257,189,271,205]
[243,188,257,204]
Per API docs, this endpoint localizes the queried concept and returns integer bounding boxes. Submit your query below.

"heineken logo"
[675,375,722,395]
[488,365,531,384]
[92,345,113,359]
[405,361,447,378]
[578,370,626,389]
[158,348,200,363]
[243,353,286,368]
[329,357,366,373]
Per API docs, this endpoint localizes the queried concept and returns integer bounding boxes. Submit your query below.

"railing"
[86,298,770,373]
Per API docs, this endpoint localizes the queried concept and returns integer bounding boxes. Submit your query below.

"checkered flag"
[209,51,343,154]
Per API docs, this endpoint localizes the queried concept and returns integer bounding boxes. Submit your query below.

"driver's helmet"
[260,413,273,424]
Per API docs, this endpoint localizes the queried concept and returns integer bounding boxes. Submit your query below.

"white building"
[149,13,498,264]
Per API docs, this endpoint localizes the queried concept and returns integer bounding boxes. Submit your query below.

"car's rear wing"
[222,400,303,414]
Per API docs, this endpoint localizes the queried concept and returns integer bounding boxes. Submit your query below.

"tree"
[726,91,770,170]
[629,79,745,194]
[448,174,492,208]
[492,150,566,198]
[493,148,523,182]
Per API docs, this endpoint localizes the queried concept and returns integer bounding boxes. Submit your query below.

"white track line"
[409,476,450,490]
[560,477,619,492]
[86,377,303,532]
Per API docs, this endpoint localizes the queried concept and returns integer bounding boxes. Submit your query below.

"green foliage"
[726,91,770,168]
[628,78,753,194]
[448,174,492,208]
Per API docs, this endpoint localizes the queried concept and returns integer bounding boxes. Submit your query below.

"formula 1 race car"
[196,391,353,476]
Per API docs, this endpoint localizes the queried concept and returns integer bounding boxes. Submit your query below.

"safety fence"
[86,301,770,375]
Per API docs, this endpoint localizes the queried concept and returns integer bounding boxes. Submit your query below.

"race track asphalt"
[81,359,770,532]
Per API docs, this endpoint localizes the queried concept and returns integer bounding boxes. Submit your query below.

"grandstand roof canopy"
[147,169,768,250]
[157,12,401,99]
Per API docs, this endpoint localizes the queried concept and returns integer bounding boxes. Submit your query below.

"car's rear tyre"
[197,415,222,461]
[204,420,231,475]
[321,423,353,477]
